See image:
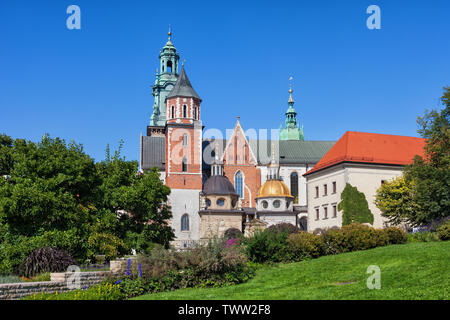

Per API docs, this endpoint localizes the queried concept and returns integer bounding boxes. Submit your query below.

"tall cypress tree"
[338,183,374,225]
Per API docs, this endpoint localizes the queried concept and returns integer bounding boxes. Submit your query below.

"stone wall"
[0,271,110,300]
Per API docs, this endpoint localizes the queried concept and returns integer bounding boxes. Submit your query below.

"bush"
[407,231,439,243]
[245,229,290,263]
[19,247,77,278]
[322,224,380,255]
[87,232,124,261]
[437,220,450,241]
[383,227,408,244]
[224,228,243,240]
[266,223,299,235]
[287,232,323,261]
[22,282,124,300]
[103,239,255,298]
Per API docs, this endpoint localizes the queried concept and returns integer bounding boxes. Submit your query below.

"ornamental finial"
[288,76,294,104]
[168,25,172,40]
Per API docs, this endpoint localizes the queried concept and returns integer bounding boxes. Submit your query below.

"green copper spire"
[279,77,304,141]
[150,27,180,126]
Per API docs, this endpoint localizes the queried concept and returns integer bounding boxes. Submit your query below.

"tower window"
[235,170,243,198]
[290,172,299,204]
[193,107,197,120]
[181,214,189,231]
[182,134,188,146]
[182,157,188,172]
[167,60,173,73]
[171,105,175,119]
[183,105,187,118]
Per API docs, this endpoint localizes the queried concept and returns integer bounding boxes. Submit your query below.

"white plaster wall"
[169,189,201,241]
[258,213,296,227]
[306,163,405,232]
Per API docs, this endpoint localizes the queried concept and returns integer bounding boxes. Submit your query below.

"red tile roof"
[304,131,426,176]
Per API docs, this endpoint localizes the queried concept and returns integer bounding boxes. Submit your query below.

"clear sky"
[1,0,449,162]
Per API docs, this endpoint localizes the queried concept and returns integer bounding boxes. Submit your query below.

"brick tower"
[165,65,203,247]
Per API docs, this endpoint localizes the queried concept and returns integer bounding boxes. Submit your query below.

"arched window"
[182,157,188,172]
[167,60,173,73]
[290,172,299,204]
[181,214,189,231]
[183,105,187,118]
[171,106,175,119]
[235,170,243,198]
[182,133,188,146]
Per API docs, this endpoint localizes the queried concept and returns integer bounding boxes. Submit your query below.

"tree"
[403,86,450,226]
[338,183,374,225]
[95,141,174,251]
[375,176,417,225]
[0,134,174,274]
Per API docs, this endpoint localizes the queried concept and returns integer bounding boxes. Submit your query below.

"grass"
[133,241,449,300]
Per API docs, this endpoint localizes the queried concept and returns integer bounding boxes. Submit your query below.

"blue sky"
[1,0,449,162]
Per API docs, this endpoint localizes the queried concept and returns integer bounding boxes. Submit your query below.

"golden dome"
[256,180,293,199]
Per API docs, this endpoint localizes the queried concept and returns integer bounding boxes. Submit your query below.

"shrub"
[245,229,290,263]
[437,220,450,241]
[87,232,124,261]
[407,231,439,243]
[266,223,299,235]
[322,224,380,255]
[22,282,124,300]
[103,239,256,298]
[287,232,323,261]
[19,247,77,278]
[383,227,408,244]
[224,228,243,240]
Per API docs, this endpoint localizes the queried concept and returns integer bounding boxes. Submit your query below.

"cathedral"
[140,31,334,248]
[139,31,425,248]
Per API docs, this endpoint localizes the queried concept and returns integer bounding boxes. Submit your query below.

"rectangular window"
[333,205,337,218]
[323,184,327,196]
[324,206,328,219]
[315,208,319,220]
[332,181,336,194]
[315,186,319,198]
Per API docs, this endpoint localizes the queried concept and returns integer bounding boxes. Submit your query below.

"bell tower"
[165,65,203,189]
[165,65,203,246]
[149,27,180,129]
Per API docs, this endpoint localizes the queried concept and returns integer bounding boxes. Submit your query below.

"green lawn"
[133,241,449,300]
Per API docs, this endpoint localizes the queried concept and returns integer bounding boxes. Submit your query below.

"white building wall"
[258,213,297,227]
[306,163,404,232]
[169,189,201,245]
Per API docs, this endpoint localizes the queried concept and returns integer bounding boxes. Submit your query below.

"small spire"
[168,25,172,41]
[288,76,294,104]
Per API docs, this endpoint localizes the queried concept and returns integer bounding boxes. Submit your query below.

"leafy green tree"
[404,86,450,226]
[95,141,174,251]
[338,183,374,225]
[0,135,174,274]
[375,176,417,225]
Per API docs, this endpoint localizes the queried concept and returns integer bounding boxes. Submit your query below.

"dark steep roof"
[166,66,201,101]
[141,136,165,171]
[202,175,238,196]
